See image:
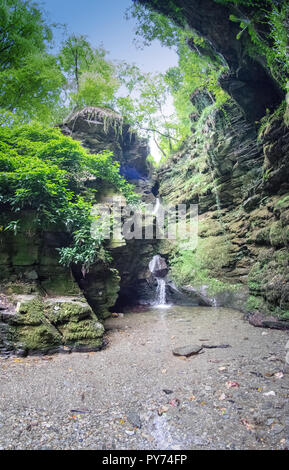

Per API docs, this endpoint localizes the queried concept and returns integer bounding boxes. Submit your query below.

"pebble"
[271,424,285,435]
[126,411,142,429]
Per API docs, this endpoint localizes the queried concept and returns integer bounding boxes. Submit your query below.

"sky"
[42,0,178,73]
[41,0,178,162]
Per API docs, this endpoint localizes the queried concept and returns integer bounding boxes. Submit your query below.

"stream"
[0,306,289,450]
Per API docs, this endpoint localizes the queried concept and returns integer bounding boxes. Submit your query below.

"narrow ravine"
[0,307,288,450]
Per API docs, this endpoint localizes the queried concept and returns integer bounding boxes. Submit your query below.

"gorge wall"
[157,94,289,320]
[1,0,289,356]
[138,0,284,121]
[131,0,289,322]
[0,108,158,356]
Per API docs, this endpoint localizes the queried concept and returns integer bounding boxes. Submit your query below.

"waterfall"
[149,255,158,274]
[156,278,167,306]
[153,197,161,215]
[149,254,170,308]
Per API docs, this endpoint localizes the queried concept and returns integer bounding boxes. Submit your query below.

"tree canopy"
[0,0,64,123]
[59,35,119,110]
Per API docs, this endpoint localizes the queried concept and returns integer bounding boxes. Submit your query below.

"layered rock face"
[0,107,155,355]
[157,94,289,318]
[137,0,289,319]
[0,215,110,356]
[60,107,150,182]
[60,107,160,310]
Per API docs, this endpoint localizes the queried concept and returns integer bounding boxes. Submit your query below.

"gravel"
[0,306,289,450]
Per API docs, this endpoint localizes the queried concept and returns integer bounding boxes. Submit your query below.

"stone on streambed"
[249,312,289,330]
[126,411,142,429]
[172,345,203,357]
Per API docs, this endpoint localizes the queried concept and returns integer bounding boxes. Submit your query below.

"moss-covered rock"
[45,300,94,324]
[247,248,289,316]
[11,298,45,326]
[61,319,104,350]
[269,221,287,247]
[1,295,106,355]
[16,323,62,353]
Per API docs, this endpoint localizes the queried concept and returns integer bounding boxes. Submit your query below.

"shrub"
[0,123,137,270]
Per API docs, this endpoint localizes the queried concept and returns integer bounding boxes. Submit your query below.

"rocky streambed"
[0,306,289,450]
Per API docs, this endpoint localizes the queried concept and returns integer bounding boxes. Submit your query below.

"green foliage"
[59,35,119,110]
[169,233,232,292]
[117,65,182,158]
[0,124,137,269]
[217,0,289,89]
[59,34,94,89]
[0,0,64,123]
[127,3,230,157]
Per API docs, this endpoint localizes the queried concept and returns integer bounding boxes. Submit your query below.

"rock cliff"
[0,107,156,355]
[157,92,289,319]
[135,0,289,322]
[138,0,283,121]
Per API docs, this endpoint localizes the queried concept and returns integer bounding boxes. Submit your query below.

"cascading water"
[156,278,167,305]
[153,197,161,216]
[149,255,170,308]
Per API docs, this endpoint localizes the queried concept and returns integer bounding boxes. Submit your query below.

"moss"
[246,295,263,312]
[11,298,46,326]
[61,319,104,346]
[248,248,289,315]
[248,261,265,291]
[170,234,232,289]
[95,268,120,319]
[46,301,93,324]
[203,279,241,297]
[255,227,270,245]
[16,323,61,352]
[269,221,288,248]
[198,218,223,238]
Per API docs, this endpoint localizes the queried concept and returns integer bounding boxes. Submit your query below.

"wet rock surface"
[0,306,288,450]
[249,312,289,331]
[172,345,203,357]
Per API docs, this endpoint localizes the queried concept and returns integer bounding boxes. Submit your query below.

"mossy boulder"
[16,323,62,353]
[61,319,104,349]
[3,295,105,355]
[10,298,46,326]
[45,300,94,324]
